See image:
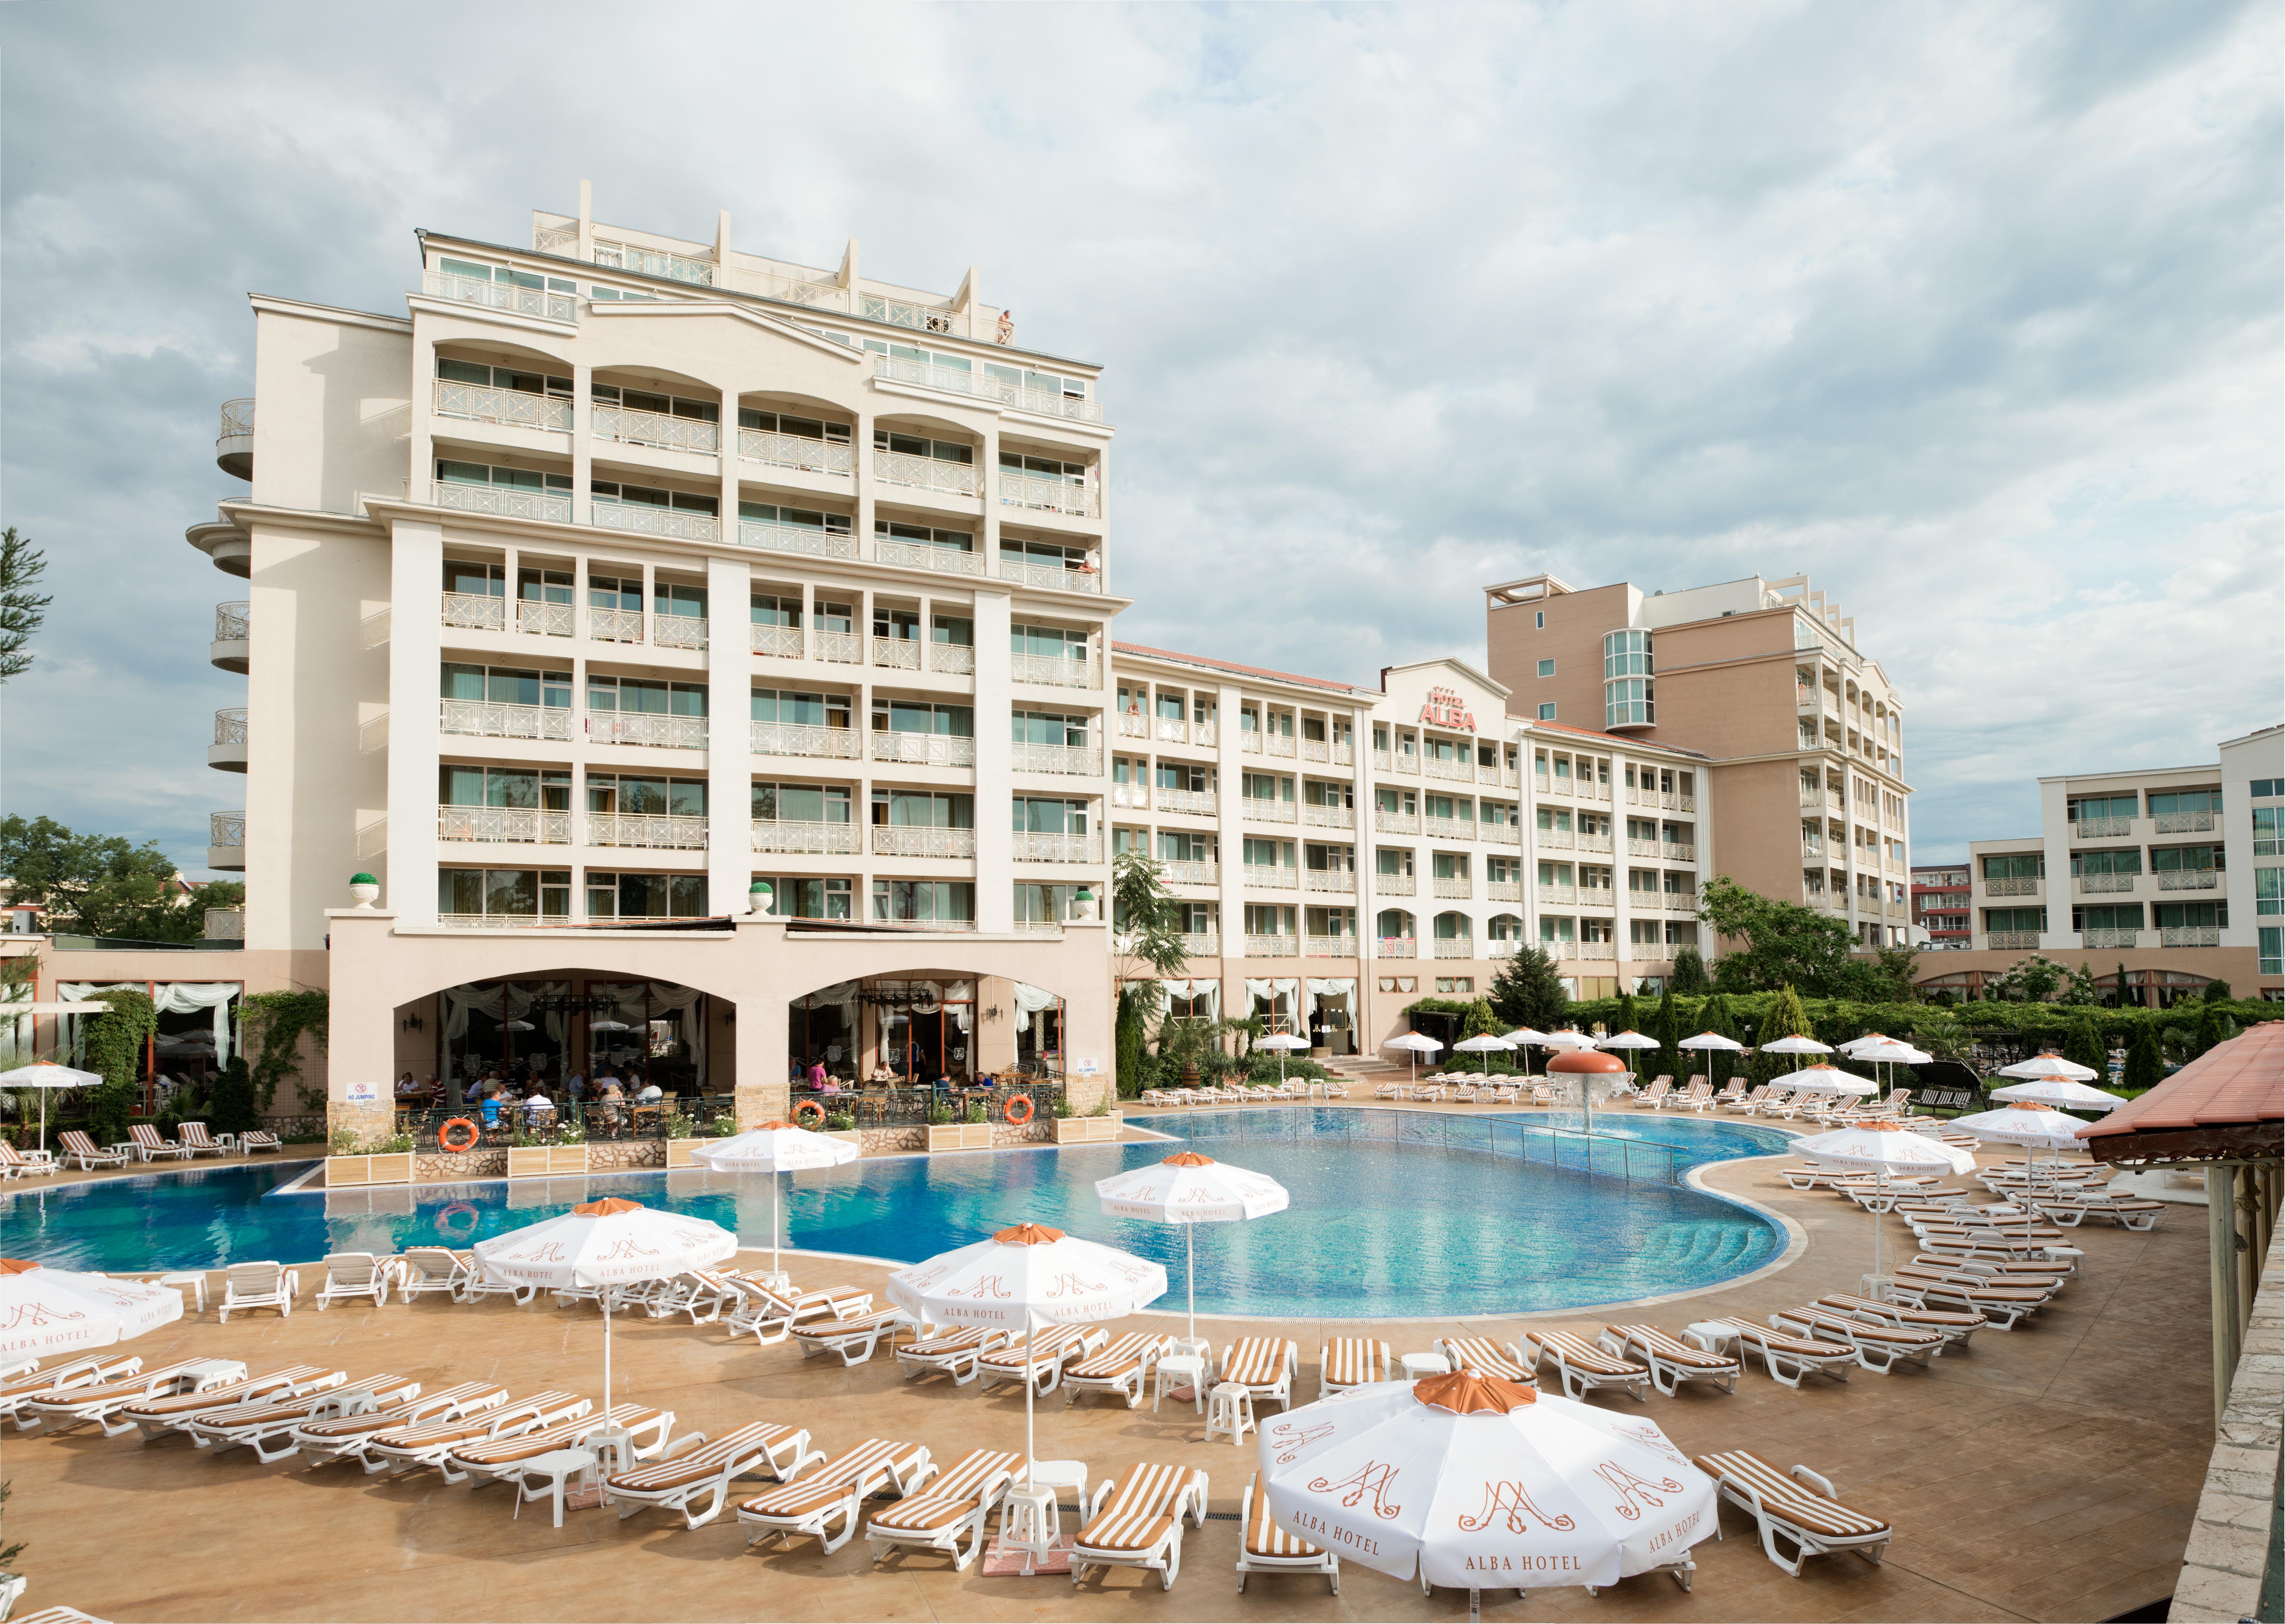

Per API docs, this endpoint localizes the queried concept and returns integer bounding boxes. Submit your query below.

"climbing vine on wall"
[242,990,330,1111]
[82,986,156,1144]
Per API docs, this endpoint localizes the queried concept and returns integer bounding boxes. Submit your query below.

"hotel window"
[876,698,974,737]
[1537,703,1557,721]
[877,519,974,556]
[654,581,707,621]
[1156,689,1185,721]
[591,480,716,516]
[437,358,572,397]
[436,460,573,498]
[1377,787,1416,817]
[589,676,707,717]
[752,783,852,826]
[437,867,570,922]
[440,663,571,709]
[2259,868,2282,916]
[740,503,852,541]
[2070,850,2141,876]
[1157,761,1211,792]
[1376,909,1413,940]
[752,688,851,729]
[590,382,719,422]
[2067,793,2138,824]
[1000,536,1090,573]
[1981,853,2045,880]
[1376,849,1413,877]
[2071,904,2143,932]
[874,879,976,923]
[1243,837,1295,870]
[1628,919,1663,947]
[438,766,568,815]
[736,408,850,443]
[585,872,708,920]
[999,450,1088,486]
[933,615,974,649]
[1011,710,1082,747]
[1534,610,1545,629]
[1243,772,1295,803]
[2148,789,2223,817]
[1536,806,1573,833]
[1434,978,1475,994]
[1246,904,1296,936]
[2150,845,2223,875]
[1539,916,1576,943]
[2256,807,2282,856]
[2260,926,2281,975]
[587,774,705,818]
[2155,901,2226,930]
[1159,830,1213,861]
[877,790,973,829]
[1537,659,1555,678]
[759,876,852,919]
[1304,779,1352,808]
[873,607,920,643]
[1013,797,1088,835]
[873,428,973,465]
[1984,907,2048,934]
[1305,844,1354,873]
[751,593,802,629]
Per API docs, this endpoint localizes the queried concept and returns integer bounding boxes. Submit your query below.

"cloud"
[0,0,2276,872]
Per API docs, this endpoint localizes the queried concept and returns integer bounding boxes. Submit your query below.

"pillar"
[387,519,444,927]
[706,553,752,917]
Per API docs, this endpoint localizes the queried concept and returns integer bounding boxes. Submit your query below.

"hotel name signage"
[1419,686,1477,733]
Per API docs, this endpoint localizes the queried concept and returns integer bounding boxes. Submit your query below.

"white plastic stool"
[998,1483,1059,1576]
[1154,1354,1206,1413]
[1205,1381,1255,1446]
[1400,1351,1451,1380]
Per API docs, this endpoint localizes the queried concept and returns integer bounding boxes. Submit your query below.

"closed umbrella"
[1790,1120,1973,1282]
[1256,1031,1310,1082]
[889,1222,1166,1492]
[1383,1032,1443,1084]
[0,1063,100,1156]
[473,1198,735,1406]
[0,1258,184,1359]
[1451,1033,1515,1077]
[1259,1369,1716,1613]
[1096,1152,1287,1342]
[691,1121,860,1286]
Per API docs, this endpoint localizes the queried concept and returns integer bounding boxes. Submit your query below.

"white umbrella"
[0,1258,184,1359]
[889,1222,1166,1491]
[690,1121,860,1284]
[1595,1030,1661,1088]
[1677,1031,1745,1052]
[0,1063,100,1155]
[1839,1033,1932,1101]
[1537,1031,1597,1050]
[1259,1370,1716,1606]
[1994,1050,2100,1083]
[1257,1031,1311,1082]
[1949,1101,2097,1239]
[1785,1063,1880,1097]
[474,1198,735,1406]
[1990,1078,2125,1112]
[1452,1033,1516,1076]
[1789,1120,1974,1281]
[1096,1151,1288,1342]
[1501,1030,1546,1074]
[1383,1032,1443,1084]
[1757,1033,1832,1072]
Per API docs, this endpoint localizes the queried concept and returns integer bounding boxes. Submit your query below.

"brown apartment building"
[1485,572,1912,962]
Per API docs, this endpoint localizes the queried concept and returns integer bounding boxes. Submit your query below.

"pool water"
[0,1108,1790,1319]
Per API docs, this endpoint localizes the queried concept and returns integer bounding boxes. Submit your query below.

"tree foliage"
[207,1056,260,1135]
[1746,984,1812,1088]
[242,990,329,1111]
[1697,875,1902,999]
[1613,990,1638,1039]
[0,816,238,943]
[0,528,50,683]
[1487,945,1569,1032]
[2191,1000,2225,1059]
[82,987,156,1143]
[1668,946,1709,993]
[2062,1015,2108,1081]
[1110,850,1190,980]
[1698,993,1741,1089]
[2204,979,2232,1002]
[2124,1023,2164,1091]
[1650,988,1681,1086]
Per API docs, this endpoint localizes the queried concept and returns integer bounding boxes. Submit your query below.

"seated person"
[634,1079,664,1105]
[868,1062,896,1085]
[478,1088,504,1129]
[394,1071,421,1099]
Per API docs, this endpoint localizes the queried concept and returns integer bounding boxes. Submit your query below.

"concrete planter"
[326,1152,412,1186]
[1054,1114,1122,1145]
[665,1138,701,1169]
[825,1130,864,1150]
[926,1123,995,1153]
[502,1145,589,1178]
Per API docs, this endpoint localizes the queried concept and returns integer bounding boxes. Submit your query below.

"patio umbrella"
[1839,1033,1932,1102]
[1594,1030,1660,1089]
[1258,1369,1716,1610]
[1501,1030,1546,1075]
[1990,1077,2125,1112]
[1383,1032,1443,1084]
[1452,1033,1515,1076]
[1757,1033,1832,1072]
[0,1258,184,1359]
[1789,1120,1974,1280]
[1677,1030,1746,1089]
[0,1063,100,1156]
[1257,1031,1311,1082]
[888,1222,1166,1492]
[1948,1101,2095,1233]
[1785,1063,1879,1097]
[475,1199,736,1406]
[1993,1050,2100,1084]
[691,1121,860,1285]
[1095,1152,1287,1342]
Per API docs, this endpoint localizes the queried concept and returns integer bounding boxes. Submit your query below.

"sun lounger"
[1721,1084,1770,1114]
[1218,1336,1299,1412]
[1632,1077,1671,1110]
[723,1275,874,1344]
[358,1390,587,1475]
[975,1326,1106,1396]
[290,1382,507,1464]
[1888,1269,2051,1329]
[1706,1318,1855,1388]
[2031,1195,2166,1230]
[1434,1335,1537,1384]
[173,1121,228,1159]
[1771,1307,1945,1375]
[56,1130,127,1171]
[238,1128,281,1153]
[18,1358,249,1433]
[128,1124,191,1162]
[895,1326,1010,1385]
[1779,1165,1854,1191]
[1317,1337,1390,1397]
[0,1141,59,1179]
[605,1421,822,1530]
[1064,1332,1172,1409]
[1317,1079,1349,1099]
[1237,1469,1338,1593]
[120,1365,344,1443]
[1814,1293,1985,1349]
[864,1447,1024,1569]
[1071,1461,1209,1591]
[1522,1329,1650,1401]
[1602,1324,1740,1396]
[314,1252,401,1311]
[1909,1253,2068,1282]
[1695,1449,1891,1576]
[789,1306,920,1367]
[0,1355,142,1425]
[737,1437,933,1555]
[1673,1079,1714,1113]
[443,1402,668,1488]
[217,1261,300,1322]
[180,1374,418,1461]
[394,1247,469,1303]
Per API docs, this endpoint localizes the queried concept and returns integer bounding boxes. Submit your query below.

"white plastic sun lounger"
[120,1365,344,1443]
[1814,1292,1985,1349]
[1602,1324,1741,1396]
[789,1306,921,1367]
[1317,1336,1390,1396]
[1218,1336,1299,1412]
[1770,1306,1945,1375]
[18,1358,250,1434]
[605,1421,822,1530]
[1236,1469,1339,1593]
[1070,1461,1209,1591]
[1707,1318,1856,1388]
[1063,1332,1172,1410]
[974,1326,1105,1397]
[1434,1335,1536,1385]
[357,1390,588,1475]
[725,1275,875,1344]
[0,1356,141,1425]
[863,1447,1024,1570]
[1522,1329,1651,1401]
[180,1374,419,1461]
[737,1437,934,1556]
[1693,1450,1892,1577]
[314,1253,402,1311]
[290,1382,508,1465]
[894,1326,1010,1385]
[442,1401,669,1490]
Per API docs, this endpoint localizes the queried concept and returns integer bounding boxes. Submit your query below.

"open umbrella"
[1501,1030,1546,1075]
[1948,1101,2094,1231]
[1677,1030,1746,1090]
[1383,1032,1443,1084]
[1990,1077,2124,1112]
[0,1258,184,1360]
[889,1222,1166,1492]
[1839,1034,1931,1103]
[1994,1050,2100,1084]
[0,1063,100,1156]
[1259,1370,1715,1612]
[1785,1063,1879,1097]
[1757,1033,1832,1072]
[1256,1032,1310,1082]
[1789,1120,1973,1281]
[1452,1033,1515,1077]
[1594,1030,1660,1090]
[1096,1152,1287,1342]
[691,1121,860,1286]
[473,1198,735,1406]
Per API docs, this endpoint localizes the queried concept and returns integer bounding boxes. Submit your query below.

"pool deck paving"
[0,1121,2215,1623]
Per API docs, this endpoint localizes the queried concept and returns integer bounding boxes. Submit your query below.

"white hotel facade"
[177,190,1875,1132]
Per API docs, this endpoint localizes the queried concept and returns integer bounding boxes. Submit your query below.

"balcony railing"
[203,907,244,942]
[1423,756,1470,782]
[868,353,1105,423]
[1178,932,1220,957]
[2157,870,2219,891]
[1576,833,1614,854]
[442,698,573,741]
[1429,877,1469,899]
[654,614,708,651]
[1478,764,1521,788]
[1266,735,1297,758]
[1535,829,1575,850]
[1243,800,1298,824]
[751,820,860,855]
[1424,817,1476,842]
[590,713,708,750]
[518,601,574,638]
[592,404,720,456]
[2074,818,2134,839]
[998,557,1102,593]
[2153,811,2216,834]
[1665,892,1699,912]
[591,500,719,544]
[1000,472,1099,519]
[750,722,861,760]
[591,237,713,284]
[2078,873,2137,894]
[871,637,922,669]
[1245,935,1299,958]
[931,643,976,674]
[875,450,980,498]
[872,731,977,767]
[1573,943,1616,961]
[752,624,802,659]
[1375,874,1415,896]
[429,479,574,526]
[1378,938,1417,959]
[1987,931,2041,950]
[1304,936,1357,958]
[442,591,506,631]
[817,631,862,664]
[1243,865,1297,890]
[875,539,984,577]
[1431,939,1474,959]
[1578,888,1615,909]
[214,601,250,641]
[1377,812,1420,835]
[1157,789,1217,817]
[1013,743,1099,776]
[1300,739,1328,763]
[1301,805,1354,829]
[219,397,255,439]
[424,271,578,324]
[213,707,247,747]
[590,813,708,850]
[1014,832,1100,863]
[438,805,570,845]
[874,826,978,858]
[433,378,573,432]
[737,518,859,559]
[210,811,245,848]
[1538,885,1575,906]
[1303,871,1355,892]
[1488,940,1523,958]
[738,427,853,476]
[1165,860,1219,886]
[581,606,637,641]
[2161,925,2221,946]
[2083,928,2140,948]
[1984,876,2041,897]
[1664,843,1696,862]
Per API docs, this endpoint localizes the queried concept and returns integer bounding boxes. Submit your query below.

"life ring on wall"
[1003,1094,1035,1126]
[435,1201,479,1239]
[437,1117,480,1153]
[791,1099,826,1127]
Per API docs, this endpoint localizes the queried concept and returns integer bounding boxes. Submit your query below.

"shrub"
[927,1105,954,1126]
[825,1111,855,1132]
[1669,946,1709,994]
[207,1057,258,1135]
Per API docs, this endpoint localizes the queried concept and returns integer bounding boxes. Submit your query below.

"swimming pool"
[0,1108,1791,1319]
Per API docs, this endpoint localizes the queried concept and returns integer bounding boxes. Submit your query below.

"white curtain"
[1012,981,1060,1016]
[1303,977,1358,1028]
[1152,979,1220,1018]
[58,982,239,1068]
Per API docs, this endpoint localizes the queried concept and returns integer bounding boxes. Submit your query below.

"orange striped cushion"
[1076,1462,1197,1556]
[1321,1338,1384,1385]
[609,1423,795,1492]
[1223,1339,1291,1386]
[1246,1483,1323,1558]
[739,1439,913,1518]
[1694,1451,1888,1538]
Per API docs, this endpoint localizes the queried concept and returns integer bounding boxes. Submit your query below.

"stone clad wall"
[2171,1224,2283,1623]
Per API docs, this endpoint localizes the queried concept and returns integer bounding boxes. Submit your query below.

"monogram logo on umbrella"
[1593,1462,1685,1521]
[1307,1460,1403,1520]
[1267,1420,1336,1464]
[1457,1480,1577,1534]
[950,1274,1010,1299]
[1,1303,87,1329]
[513,1242,569,1263]
[1615,1422,1687,1468]
[596,1238,660,1262]
[1044,1272,1107,1298]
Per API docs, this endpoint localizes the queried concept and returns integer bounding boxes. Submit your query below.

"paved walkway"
[4,1138,2215,1622]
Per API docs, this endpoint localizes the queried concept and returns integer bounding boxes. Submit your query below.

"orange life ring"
[437,1117,480,1153]
[791,1099,826,1127]
[1003,1094,1035,1126]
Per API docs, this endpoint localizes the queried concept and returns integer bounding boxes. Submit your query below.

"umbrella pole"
[1023,1320,1036,1492]
[774,1174,783,1279]
[603,1295,612,1406]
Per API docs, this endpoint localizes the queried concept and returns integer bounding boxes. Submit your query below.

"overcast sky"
[1,1,2277,873]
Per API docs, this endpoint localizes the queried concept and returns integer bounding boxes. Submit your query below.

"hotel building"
[1911,863,1972,949]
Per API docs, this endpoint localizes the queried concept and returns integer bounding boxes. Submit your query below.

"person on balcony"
[996,309,1014,345]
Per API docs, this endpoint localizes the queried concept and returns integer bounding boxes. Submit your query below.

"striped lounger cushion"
[1247,1484,1325,1559]
[300,1385,505,1441]
[1222,1339,1290,1386]
[1321,1339,1384,1386]
[978,1329,1084,1372]
[795,1309,905,1340]
[902,1330,991,1358]
[1694,1451,1890,1540]
[1070,1337,1157,1381]
[1715,1320,1853,1359]
[1536,1332,1641,1374]
[1818,1296,1982,1331]
[450,1405,654,1469]
[867,1450,1023,1533]
[609,1423,799,1494]
[125,1366,337,1421]
[741,1440,916,1519]
[1442,1338,1534,1382]
[1608,1326,1734,1369]
[1077,1463,1200,1556]
[1786,1310,1942,1351]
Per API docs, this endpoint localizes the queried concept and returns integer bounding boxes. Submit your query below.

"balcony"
[751,820,859,855]
[1664,844,1696,863]
[211,601,249,673]
[1572,943,1617,961]
[1423,816,1474,842]
[590,813,709,850]
[1376,811,1420,835]
[750,722,862,760]
[1432,878,1472,899]
[2154,810,2216,834]
[1243,865,1297,890]
[1245,936,1299,958]
[581,606,640,644]
[1577,834,1614,854]
[871,732,977,767]
[998,557,1102,594]
[1014,832,1100,863]
[216,397,254,479]
[443,699,574,742]
[208,810,245,873]
[591,499,719,544]
[752,624,803,660]
[590,713,707,750]
[519,601,575,638]
[1487,881,1521,903]
[2157,870,2220,891]
[1488,940,1522,958]
[442,591,506,632]
[654,615,708,651]
[2078,874,2137,894]
[2074,818,2134,839]
[1538,885,1576,905]
[1301,805,1355,830]
[203,907,244,942]
[433,481,572,525]
[2161,926,2221,946]
[1243,800,1298,825]
[1375,874,1416,896]
[1157,789,1217,817]
[737,518,859,560]
[1177,932,1220,957]
[1988,931,2041,950]
[1164,860,1219,886]
[438,805,570,845]
[1423,756,1471,783]
[1142,717,1189,745]
[1000,472,1100,521]
[209,708,248,772]
[1984,876,2041,897]
[875,450,980,499]
[1665,891,1700,912]
[931,644,976,674]
[1535,828,1574,850]
[875,539,984,577]
[1378,938,1417,959]
[1304,936,1358,958]
[1012,653,1096,688]
[738,427,853,477]
[424,270,578,324]
[816,631,863,664]
[1266,734,1297,759]
[433,377,572,434]
[874,827,978,858]
[868,352,1105,423]
[2083,928,2140,948]
[1578,888,1615,910]
[872,637,922,670]
[1013,743,1099,776]
[1625,838,1660,858]
[1431,939,1474,959]
[1303,871,1355,893]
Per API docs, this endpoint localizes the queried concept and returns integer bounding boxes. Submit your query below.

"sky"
[1,1,2278,872]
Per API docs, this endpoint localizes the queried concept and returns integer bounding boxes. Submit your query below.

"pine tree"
[1669,947,1709,993]
[2123,1023,2163,1092]
[1652,988,1682,1087]
[2062,1016,2107,1084]
[1613,990,1639,1039]
[1748,985,1812,1088]
[2191,1000,2224,1059]
[1701,994,1740,1090]
[1488,946,1570,1032]
[1114,984,1150,1099]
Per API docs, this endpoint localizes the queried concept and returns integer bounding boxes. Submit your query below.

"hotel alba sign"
[1419,686,1478,732]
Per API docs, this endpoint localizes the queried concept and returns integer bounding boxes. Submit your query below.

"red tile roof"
[1110,642,1361,694]
[2080,1021,2283,1140]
